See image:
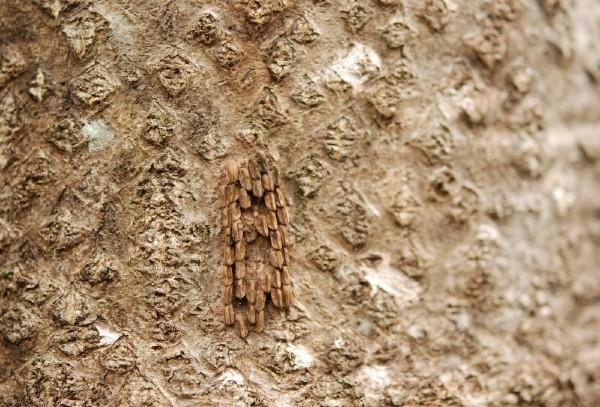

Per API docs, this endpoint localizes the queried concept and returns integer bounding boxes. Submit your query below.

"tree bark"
[1,0,599,405]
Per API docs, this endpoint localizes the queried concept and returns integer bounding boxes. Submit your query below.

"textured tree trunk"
[1,0,599,405]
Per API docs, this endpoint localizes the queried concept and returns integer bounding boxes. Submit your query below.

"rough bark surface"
[1,0,599,406]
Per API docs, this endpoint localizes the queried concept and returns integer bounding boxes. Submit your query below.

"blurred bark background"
[1,0,599,405]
